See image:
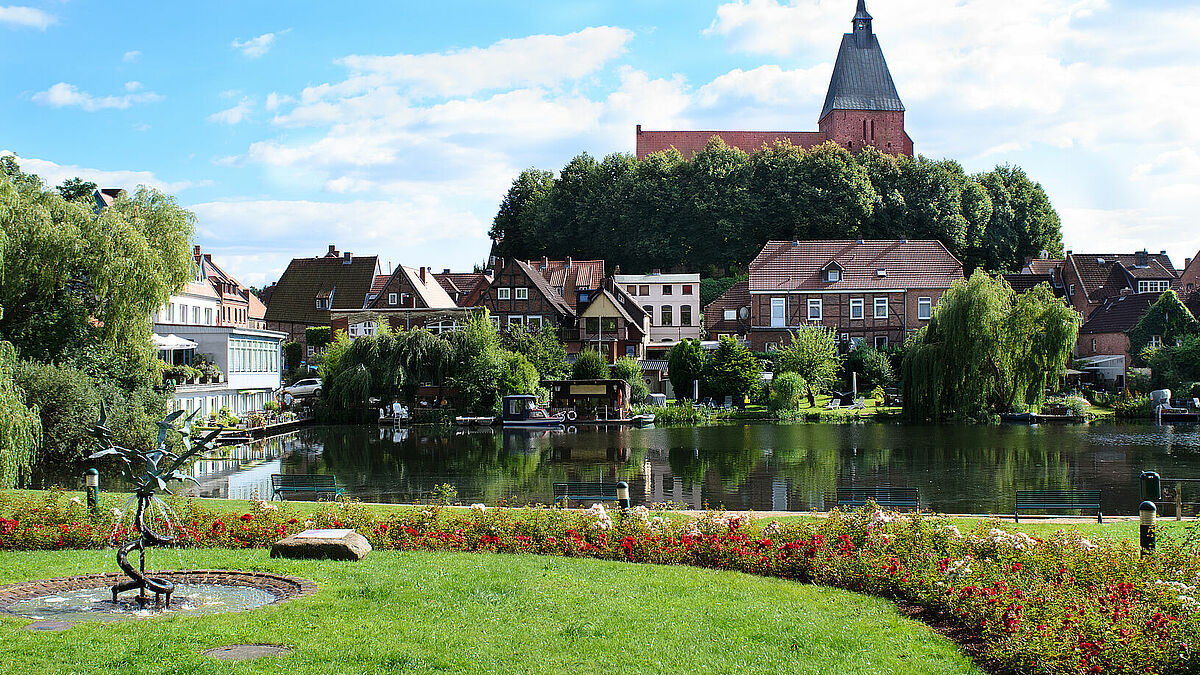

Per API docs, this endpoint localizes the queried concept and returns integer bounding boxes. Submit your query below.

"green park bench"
[1015,489,1102,523]
[271,474,345,501]
[836,486,919,512]
[553,482,621,507]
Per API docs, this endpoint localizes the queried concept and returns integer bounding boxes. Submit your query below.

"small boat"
[455,416,496,427]
[631,413,656,426]
[500,395,565,427]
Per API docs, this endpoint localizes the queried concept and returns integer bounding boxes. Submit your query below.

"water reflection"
[133,422,1200,514]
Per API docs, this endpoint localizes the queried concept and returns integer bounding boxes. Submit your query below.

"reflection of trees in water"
[301,425,646,504]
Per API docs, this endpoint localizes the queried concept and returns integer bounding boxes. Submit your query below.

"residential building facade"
[703,280,751,341]
[615,272,701,345]
[741,240,963,351]
[1061,250,1179,318]
[331,263,466,338]
[263,245,381,355]
[636,1,912,159]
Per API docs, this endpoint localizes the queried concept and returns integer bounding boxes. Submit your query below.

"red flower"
[240,513,254,522]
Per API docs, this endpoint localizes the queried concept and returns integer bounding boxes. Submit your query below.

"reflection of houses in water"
[640,454,703,510]
[186,436,298,500]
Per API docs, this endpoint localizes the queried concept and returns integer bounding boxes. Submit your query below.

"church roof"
[819,3,904,121]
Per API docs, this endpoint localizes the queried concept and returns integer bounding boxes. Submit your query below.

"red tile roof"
[1080,293,1157,335]
[703,280,751,335]
[433,272,489,306]
[1067,252,1178,303]
[748,240,963,293]
[525,259,605,311]
[370,274,390,295]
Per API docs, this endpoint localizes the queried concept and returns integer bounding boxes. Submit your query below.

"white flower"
[111,508,124,520]
[763,521,782,536]
[255,499,278,512]
[420,510,432,518]
[304,519,313,528]
[68,497,83,506]
[944,525,962,539]
[867,510,903,528]
[470,503,487,514]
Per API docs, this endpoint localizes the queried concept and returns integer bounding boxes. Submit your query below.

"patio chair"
[825,399,841,410]
[722,396,733,409]
[848,398,866,410]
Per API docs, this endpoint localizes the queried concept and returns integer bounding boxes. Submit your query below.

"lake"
[177,421,1200,515]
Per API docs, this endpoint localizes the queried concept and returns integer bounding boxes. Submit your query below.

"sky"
[2,0,1199,287]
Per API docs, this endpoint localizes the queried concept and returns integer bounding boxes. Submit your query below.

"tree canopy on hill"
[489,139,1062,276]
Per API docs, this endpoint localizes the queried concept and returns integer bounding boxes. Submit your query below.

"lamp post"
[616,481,630,510]
[1140,500,1157,556]
[85,468,100,517]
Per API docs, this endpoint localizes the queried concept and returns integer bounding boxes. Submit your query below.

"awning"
[152,333,198,350]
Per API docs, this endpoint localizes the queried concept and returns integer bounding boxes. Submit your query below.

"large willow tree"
[0,219,40,487]
[901,272,1080,421]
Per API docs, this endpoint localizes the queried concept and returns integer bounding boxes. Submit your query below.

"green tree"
[500,325,568,379]
[0,342,39,488]
[611,356,648,404]
[768,371,807,414]
[843,345,895,392]
[701,336,761,402]
[55,177,98,202]
[901,274,1079,421]
[1146,335,1200,392]
[571,348,609,380]
[306,326,332,352]
[498,351,542,398]
[0,156,195,376]
[668,339,705,400]
[488,169,554,261]
[283,341,303,372]
[1128,291,1199,367]
[975,166,1063,272]
[775,325,841,406]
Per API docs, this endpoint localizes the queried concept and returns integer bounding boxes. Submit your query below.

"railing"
[1158,478,1200,520]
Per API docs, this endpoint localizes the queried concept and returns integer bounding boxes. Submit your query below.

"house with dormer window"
[736,239,963,351]
[263,244,380,354]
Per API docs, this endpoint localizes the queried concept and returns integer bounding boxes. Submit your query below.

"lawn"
[0,549,984,675]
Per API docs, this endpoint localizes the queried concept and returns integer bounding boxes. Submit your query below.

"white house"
[614,272,702,345]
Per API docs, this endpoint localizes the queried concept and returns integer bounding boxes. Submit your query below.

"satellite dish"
[738,306,750,320]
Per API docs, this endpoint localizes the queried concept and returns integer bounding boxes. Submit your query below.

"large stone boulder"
[271,529,372,561]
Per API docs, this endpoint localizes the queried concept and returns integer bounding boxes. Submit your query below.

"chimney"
[1136,249,1148,266]
[204,253,212,262]
[343,252,352,265]
[443,268,450,274]
[565,256,572,268]
[193,245,201,256]
[1187,258,1193,269]
[327,244,338,257]
[652,269,662,275]
[636,124,642,135]
[419,266,427,283]
[541,255,548,268]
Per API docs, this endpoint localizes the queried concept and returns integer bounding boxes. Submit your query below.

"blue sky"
[3,0,1199,286]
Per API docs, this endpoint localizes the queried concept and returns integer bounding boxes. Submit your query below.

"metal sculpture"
[89,406,222,608]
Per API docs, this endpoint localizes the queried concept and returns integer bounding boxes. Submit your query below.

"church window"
[863,119,868,138]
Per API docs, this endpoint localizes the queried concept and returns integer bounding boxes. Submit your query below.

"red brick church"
[636,0,913,159]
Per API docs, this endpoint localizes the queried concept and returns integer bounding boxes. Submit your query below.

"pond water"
[166,421,1200,515]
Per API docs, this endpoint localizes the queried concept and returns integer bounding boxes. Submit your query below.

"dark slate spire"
[819,0,904,121]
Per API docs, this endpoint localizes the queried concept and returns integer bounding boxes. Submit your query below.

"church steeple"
[853,0,873,45]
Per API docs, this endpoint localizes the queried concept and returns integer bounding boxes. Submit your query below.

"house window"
[388,293,398,305]
[602,317,618,332]
[400,293,410,307]
[765,342,778,352]
[180,304,188,324]
[639,285,649,295]
[515,287,529,300]
[875,335,888,349]
[497,288,511,300]
[661,305,673,326]
[771,298,786,328]
[167,304,174,322]
[850,298,864,320]
[680,305,692,326]
[662,285,673,295]
[874,297,888,319]
[1138,280,1170,294]
[1150,335,1162,349]
[1068,284,1075,298]
[508,315,524,328]
[193,306,200,324]
[682,285,693,295]
[627,285,637,294]
[723,309,736,321]
[1091,338,1097,352]
[307,345,315,357]
[205,308,212,325]
[527,316,543,329]
[643,305,653,320]
[578,292,589,303]
[490,316,500,329]
[585,317,600,333]
[626,345,636,358]
[807,299,822,321]
[918,297,933,320]
[826,269,841,282]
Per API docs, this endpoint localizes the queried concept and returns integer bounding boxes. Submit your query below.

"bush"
[1114,394,1153,419]
[768,372,806,414]
[570,348,608,380]
[306,326,332,352]
[611,356,648,404]
[668,339,705,400]
[2,491,1198,675]
[283,341,303,371]
[701,336,761,402]
[842,345,895,391]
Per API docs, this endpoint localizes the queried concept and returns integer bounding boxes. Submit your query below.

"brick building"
[636,1,913,159]
[1061,250,1178,318]
[263,245,380,354]
[702,280,751,341]
[1180,251,1200,297]
[734,239,962,351]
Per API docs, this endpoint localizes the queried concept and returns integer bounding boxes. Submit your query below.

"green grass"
[0,549,983,675]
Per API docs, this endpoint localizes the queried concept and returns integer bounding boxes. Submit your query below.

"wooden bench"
[271,474,345,501]
[836,486,919,511]
[1015,489,1102,523]
[554,482,620,506]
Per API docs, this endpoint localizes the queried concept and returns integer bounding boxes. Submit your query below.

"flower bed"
[2,491,1198,674]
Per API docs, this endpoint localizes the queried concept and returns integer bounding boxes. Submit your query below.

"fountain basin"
[0,570,316,624]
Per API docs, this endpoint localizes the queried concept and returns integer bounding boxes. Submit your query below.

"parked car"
[283,378,322,398]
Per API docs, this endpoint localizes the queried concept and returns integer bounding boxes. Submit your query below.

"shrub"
[570,348,608,380]
[1114,394,1153,419]
[283,341,303,371]
[701,336,761,402]
[768,372,806,414]
[611,356,648,404]
[668,339,705,400]
[843,345,895,391]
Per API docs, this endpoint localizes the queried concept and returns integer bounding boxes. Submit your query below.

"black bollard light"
[85,468,100,517]
[1140,500,1157,555]
[616,481,630,510]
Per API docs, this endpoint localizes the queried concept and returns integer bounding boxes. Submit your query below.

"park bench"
[271,474,345,501]
[554,482,621,507]
[836,486,919,512]
[1015,489,1102,523]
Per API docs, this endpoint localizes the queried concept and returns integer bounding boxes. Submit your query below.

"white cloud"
[264,92,295,111]
[124,81,142,92]
[208,97,255,125]
[335,26,634,98]
[0,151,204,192]
[231,30,286,58]
[122,50,141,63]
[0,5,55,30]
[32,82,162,111]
